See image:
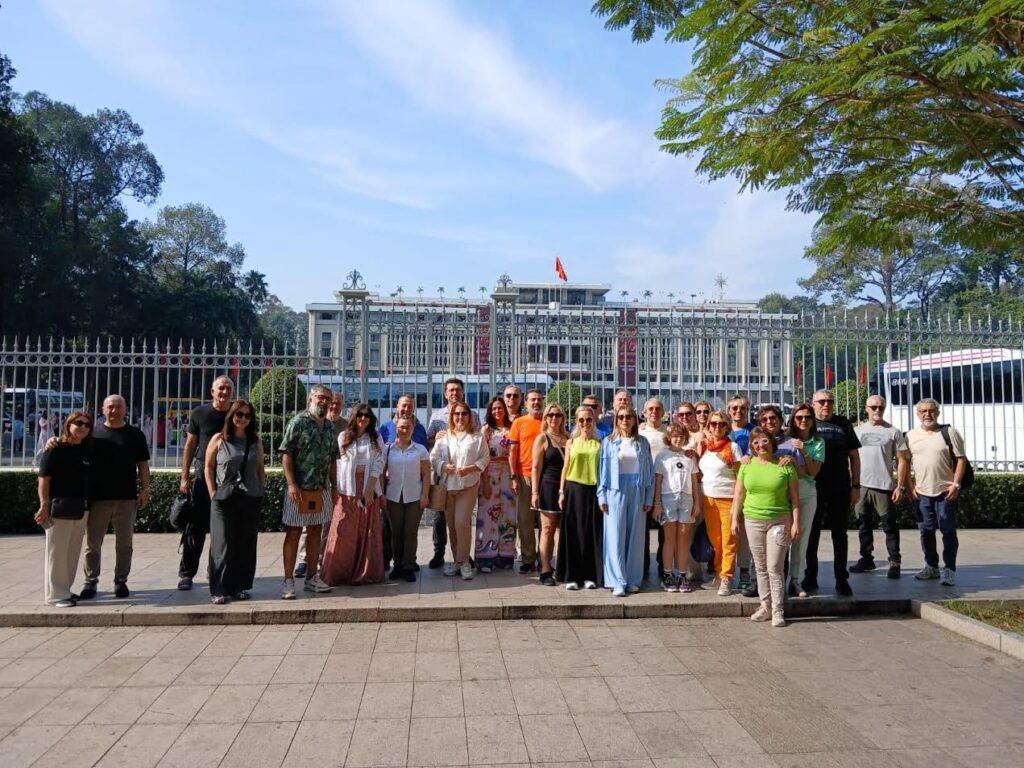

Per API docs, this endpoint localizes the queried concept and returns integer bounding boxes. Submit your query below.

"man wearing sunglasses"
[583,394,612,438]
[851,396,909,579]
[504,386,524,418]
[805,388,861,597]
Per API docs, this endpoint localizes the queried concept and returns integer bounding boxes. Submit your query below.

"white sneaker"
[583,581,597,590]
[771,612,787,628]
[304,574,333,593]
[717,582,731,597]
[915,565,940,580]
[940,567,956,586]
[612,587,626,597]
[443,563,459,577]
[281,578,296,600]
[565,582,580,591]
[750,606,771,622]
[478,564,493,573]
[460,562,475,580]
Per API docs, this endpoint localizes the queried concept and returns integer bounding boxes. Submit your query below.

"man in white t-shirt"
[904,398,967,587]
[639,398,667,582]
[851,396,910,579]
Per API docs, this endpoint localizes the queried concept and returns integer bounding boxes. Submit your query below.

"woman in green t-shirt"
[730,427,800,627]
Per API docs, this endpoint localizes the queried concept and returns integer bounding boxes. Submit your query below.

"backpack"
[939,425,974,491]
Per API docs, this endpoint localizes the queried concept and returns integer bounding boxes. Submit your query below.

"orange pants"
[705,496,737,581]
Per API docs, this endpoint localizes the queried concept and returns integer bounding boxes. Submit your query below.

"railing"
[2,307,1022,470]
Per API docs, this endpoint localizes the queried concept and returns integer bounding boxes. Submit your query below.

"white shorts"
[658,493,696,525]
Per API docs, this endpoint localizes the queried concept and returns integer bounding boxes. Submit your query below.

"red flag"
[555,256,568,282]
[825,364,835,386]
[795,362,802,383]
[859,363,868,386]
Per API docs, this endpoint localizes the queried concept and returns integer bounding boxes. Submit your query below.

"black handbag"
[51,497,86,520]
[169,493,193,531]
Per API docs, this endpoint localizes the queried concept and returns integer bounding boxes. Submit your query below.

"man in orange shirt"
[509,389,544,573]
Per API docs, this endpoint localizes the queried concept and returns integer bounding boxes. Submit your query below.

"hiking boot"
[849,557,876,573]
[915,565,940,580]
[940,567,956,586]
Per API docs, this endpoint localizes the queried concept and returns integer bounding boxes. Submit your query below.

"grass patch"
[945,600,1024,636]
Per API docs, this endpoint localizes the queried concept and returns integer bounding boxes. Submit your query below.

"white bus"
[881,348,1024,471]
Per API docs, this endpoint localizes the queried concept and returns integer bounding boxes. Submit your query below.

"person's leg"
[517,475,537,569]
[82,500,113,587]
[803,489,825,589]
[111,500,137,585]
[765,518,790,616]
[624,487,647,590]
[445,493,459,563]
[854,490,874,562]
[305,524,324,576]
[539,512,558,574]
[704,498,724,578]
[737,520,752,579]
[283,526,302,578]
[297,529,307,566]
[238,497,260,591]
[829,487,851,586]
[744,518,771,612]
[387,500,406,572]
[432,509,447,561]
[654,523,665,581]
[44,521,65,604]
[661,521,678,578]
[603,490,627,589]
[874,491,899,565]
[381,504,394,570]
[454,489,476,565]
[936,494,959,571]
[402,501,422,571]
[677,522,695,578]
[917,495,939,568]
[789,482,816,588]
[208,499,229,597]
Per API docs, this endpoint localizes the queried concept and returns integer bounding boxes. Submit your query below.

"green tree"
[143,203,244,285]
[757,292,822,315]
[545,380,584,418]
[593,1,1024,257]
[249,366,307,415]
[259,296,308,351]
[833,379,870,423]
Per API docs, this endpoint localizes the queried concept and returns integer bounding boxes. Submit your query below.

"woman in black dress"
[556,405,604,590]
[531,403,568,585]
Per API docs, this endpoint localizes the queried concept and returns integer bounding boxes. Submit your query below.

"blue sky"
[3,0,814,310]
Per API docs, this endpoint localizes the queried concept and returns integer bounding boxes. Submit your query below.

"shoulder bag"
[213,436,253,501]
[428,436,449,510]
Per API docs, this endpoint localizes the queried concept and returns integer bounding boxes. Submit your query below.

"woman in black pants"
[204,399,265,604]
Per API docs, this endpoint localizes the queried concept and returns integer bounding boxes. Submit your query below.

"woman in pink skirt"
[321,404,387,586]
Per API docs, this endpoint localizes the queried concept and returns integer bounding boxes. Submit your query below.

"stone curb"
[0,595,909,628]
[912,599,1024,662]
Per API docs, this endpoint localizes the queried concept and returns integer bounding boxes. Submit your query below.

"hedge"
[1,469,1023,535]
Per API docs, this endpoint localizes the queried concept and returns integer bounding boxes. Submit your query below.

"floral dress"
[475,426,518,566]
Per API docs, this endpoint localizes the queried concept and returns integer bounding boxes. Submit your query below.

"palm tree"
[437,286,445,300]
[667,292,676,303]
[417,286,424,300]
[395,285,404,300]
[715,273,727,301]
[642,289,652,303]
[478,285,487,300]
[620,290,629,301]
[457,286,466,301]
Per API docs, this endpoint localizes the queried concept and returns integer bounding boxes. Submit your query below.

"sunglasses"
[815,399,834,405]
[794,414,813,421]
[504,393,521,398]
[234,412,253,420]
[677,411,694,417]
[616,414,635,420]
[695,409,710,414]
[355,412,372,419]
[71,420,92,428]
[546,413,564,419]
[759,416,779,423]
[452,412,470,418]
[751,438,772,449]
[866,405,884,411]
[708,421,728,427]
[577,417,593,424]
[729,405,747,411]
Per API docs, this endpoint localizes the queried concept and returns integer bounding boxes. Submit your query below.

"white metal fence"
[2,307,1022,470]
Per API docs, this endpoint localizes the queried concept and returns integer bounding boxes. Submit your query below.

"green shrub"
[545,380,584,417]
[249,367,306,415]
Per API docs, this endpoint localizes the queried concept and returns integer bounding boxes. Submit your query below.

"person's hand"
[683,448,698,459]
[643,504,653,513]
[891,487,903,503]
[650,503,660,519]
[419,493,429,511]
[45,436,59,451]
[444,463,458,475]
[790,438,804,452]
[287,483,301,505]
[790,520,800,540]
[137,489,149,509]
[531,493,540,509]
[179,476,191,494]
[34,504,50,527]
[600,503,609,514]
[849,487,861,506]
[363,488,375,507]
[778,456,793,467]
[910,485,919,501]
[739,454,752,465]
[511,477,520,492]
[730,519,740,537]
[207,486,217,498]
[946,483,961,502]
[558,490,565,511]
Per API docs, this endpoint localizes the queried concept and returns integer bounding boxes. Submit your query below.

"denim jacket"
[597,435,656,508]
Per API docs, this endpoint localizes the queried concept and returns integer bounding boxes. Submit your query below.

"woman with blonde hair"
[35,411,94,607]
[557,405,604,589]
[598,405,655,596]
[699,409,742,596]
[532,402,569,585]
[431,402,490,579]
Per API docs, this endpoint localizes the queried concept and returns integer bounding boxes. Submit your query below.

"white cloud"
[314,0,664,190]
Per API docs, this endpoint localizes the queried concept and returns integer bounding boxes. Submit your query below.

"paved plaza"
[1,530,1022,625]
[1,616,1023,767]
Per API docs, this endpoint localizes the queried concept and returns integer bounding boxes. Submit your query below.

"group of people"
[36,375,969,629]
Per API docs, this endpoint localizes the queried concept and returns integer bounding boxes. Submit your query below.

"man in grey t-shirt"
[851,395,909,578]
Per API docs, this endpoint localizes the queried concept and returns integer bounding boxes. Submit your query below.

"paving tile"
[605,675,675,713]
[587,648,647,678]
[200,628,259,657]
[0,657,57,686]
[244,630,299,656]
[367,652,416,682]
[173,654,235,686]
[0,724,72,768]
[547,648,603,678]
[290,628,340,654]
[510,677,568,715]
[502,649,554,679]
[123,655,193,687]
[573,713,648,761]
[249,682,315,722]
[32,723,129,768]
[24,655,103,687]
[456,622,500,652]
[375,624,419,653]
[461,678,515,716]
[193,683,265,723]
[36,685,115,725]
[648,675,722,711]
[83,685,164,724]
[465,713,528,765]
[558,677,620,714]
[156,627,221,658]
[219,721,297,768]
[415,651,462,682]
[306,682,364,720]
[113,629,181,657]
[0,686,62,726]
[627,713,707,759]
[683,710,765,756]
[519,713,588,763]
[270,653,327,684]
[330,627,380,654]
[710,756,781,768]
[695,671,808,710]
[85,656,149,687]
[285,718,355,765]
[346,717,410,767]
[459,651,507,681]
[359,681,414,718]
[732,706,872,754]
[138,684,216,724]
[322,652,372,683]
[414,680,465,718]
[943,745,1024,768]
[95,723,185,768]
[407,715,468,766]
[155,722,242,768]
[223,654,284,685]
[417,623,458,651]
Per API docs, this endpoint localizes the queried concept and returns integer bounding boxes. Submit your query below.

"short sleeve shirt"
[91,424,150,500]
[815,415,861,486]
[279,411,340,490]
[39,443,91,500]
[738,460,797,520]
[509,415,543,475]
[906,426,966,497]
[855,422,908,491]
[187,404,229,468]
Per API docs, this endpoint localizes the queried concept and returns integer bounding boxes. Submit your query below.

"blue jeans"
[917,493,959,570]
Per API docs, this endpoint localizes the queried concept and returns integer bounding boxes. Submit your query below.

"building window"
[320,312,335,321]
[319,331,332,359]
[726,341,737,373]
[748,340,760,371]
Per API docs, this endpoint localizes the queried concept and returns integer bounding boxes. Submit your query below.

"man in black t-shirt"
[804,388,862,597]
[177,376,233,590]
[78,395,150,600]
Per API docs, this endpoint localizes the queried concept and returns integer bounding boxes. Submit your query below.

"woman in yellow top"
[556,405,603,590]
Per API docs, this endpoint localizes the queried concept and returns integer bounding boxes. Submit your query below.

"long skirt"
[556,481,603,586]
[475,461,518,562]
[320,494,385,586]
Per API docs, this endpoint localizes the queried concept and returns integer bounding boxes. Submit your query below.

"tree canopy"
[593,0,1024,285]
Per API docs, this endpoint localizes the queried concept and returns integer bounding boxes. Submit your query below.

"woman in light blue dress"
[598,405,655,596]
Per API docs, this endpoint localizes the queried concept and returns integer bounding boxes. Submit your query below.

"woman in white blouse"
[321,404,387,586]
[384,416,430,582]
[431,404,490,579]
